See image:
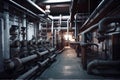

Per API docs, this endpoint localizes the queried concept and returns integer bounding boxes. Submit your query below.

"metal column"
[75,14,79,41]
[3,2,10,59]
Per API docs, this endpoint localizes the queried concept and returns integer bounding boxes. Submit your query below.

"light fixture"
[45,5,50,15]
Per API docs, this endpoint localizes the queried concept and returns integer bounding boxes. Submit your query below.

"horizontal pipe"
[49,54,56,61]
[87,60,120,75]
[39,58,49,67]
[7,48,55,69]
[80,0,119,31]
[17,65,39,79]
[26,0,53,20]
[21,55,37,63]
[81,0,107,28]
[81,23,98,34]
[17,58,50,79]
[26,0,45,14]
[9,0,38,17]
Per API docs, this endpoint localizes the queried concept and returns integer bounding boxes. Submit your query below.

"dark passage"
[36,47,106,79]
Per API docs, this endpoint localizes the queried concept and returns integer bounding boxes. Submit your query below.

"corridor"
[36,47,105,79]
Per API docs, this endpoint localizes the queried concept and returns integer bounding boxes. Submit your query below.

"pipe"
[67,18,69,41]
[3,2,10,60]
[51,20,54,47]
[49,54,56,61]
[81,0,108,28]
[26,0,53,20]
[39,58,49,67]
[98,17,120,34]
[21,55,37,63]
[87,60,120,75]
[17,65,39,79]
[9,0,38,17]
[7,48,55,69]
[81,23,98,34]
[26,0,45,14]
[17,58,50,79]
[80,0,120,31]
[74,14,77,41]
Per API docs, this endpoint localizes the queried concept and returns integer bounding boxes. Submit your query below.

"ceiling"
[35,0,71,16]
[34,0,101,17]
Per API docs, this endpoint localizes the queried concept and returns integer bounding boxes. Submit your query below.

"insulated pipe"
[98,17,120,34]
[87,60,120,74]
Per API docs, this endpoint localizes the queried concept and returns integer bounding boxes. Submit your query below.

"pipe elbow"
[98,17,120,34]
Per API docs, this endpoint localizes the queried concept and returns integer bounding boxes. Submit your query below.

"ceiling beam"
[41,0,71,4]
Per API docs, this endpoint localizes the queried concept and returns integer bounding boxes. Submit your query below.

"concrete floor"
[36,46,113,79]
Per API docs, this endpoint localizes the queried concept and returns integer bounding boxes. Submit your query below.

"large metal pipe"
[87,60,120,75]
[51,20,54,47]
[8,48,55,69]
[9,0,38,17]
[26,0,45,14]
[17,58,50,79]
[98,17,120,34]
[26,0,53,20]
[3,2,10,60]
[81,0,108,28]
[17,65,39,79]
[80,0,120,31]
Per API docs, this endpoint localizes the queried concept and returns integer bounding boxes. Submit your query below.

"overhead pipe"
[81,0,107,28]
[8,0,49,22]
[87,60,120,75]
[26,0,53,20]
[80,0,116,31]
[9,0,38,17]
[26,0,45,14]
[98,17,120,34]
[53,15,70,20]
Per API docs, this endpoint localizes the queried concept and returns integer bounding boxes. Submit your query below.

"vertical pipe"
[23,14,27,40]
[0,18,4,72]
[3,2,10,59]
[51,20,54,47]
[67,19,69,41]
[75,14,77,41]
[54,29,57,48]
